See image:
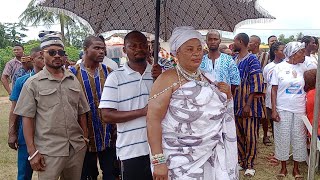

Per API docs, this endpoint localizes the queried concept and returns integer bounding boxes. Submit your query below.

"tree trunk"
[59,14,65,43]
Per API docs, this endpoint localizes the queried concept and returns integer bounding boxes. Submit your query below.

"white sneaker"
[244,169,255,177]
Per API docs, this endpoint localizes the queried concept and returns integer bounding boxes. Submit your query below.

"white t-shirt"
[304,56,317,70]
[263,62,277,109]
[99,63,153,160]
[270,61,307,113]
[102,57,118,70]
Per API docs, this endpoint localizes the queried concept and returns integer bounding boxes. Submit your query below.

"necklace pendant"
[196,81,209,87]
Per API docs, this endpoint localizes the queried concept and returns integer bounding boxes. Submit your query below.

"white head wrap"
[283,42,305,59]
[169,26,204,56]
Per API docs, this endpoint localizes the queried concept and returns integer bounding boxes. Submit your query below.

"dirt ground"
[0,98,319,180]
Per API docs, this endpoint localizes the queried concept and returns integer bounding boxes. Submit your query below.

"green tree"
[19,0,91,45]
[0,23,11,48]
[278,34,296,44]
[296,32,304,41]
[4,23,28,44]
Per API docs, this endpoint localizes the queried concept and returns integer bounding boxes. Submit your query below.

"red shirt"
[306,89,320,136]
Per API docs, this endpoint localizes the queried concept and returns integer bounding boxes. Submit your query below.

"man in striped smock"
[70,36,117,180]
[233,33,265,177]
[248,35,272,146]
[99,31,162,180]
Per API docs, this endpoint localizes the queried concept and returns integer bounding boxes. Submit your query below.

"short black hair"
[14,44,24,50]
[124,30,147,45]
[30,47,41,54]
[301,36,314,46]
[268,35,277,43]
[237,33,249,46]
[250,35,261,44]
[83,35,104,48]
[270,42,285,61]
[313,36,319,45]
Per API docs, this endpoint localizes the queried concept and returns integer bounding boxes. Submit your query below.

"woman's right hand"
[271,111,280,122]
[153,163,168,180]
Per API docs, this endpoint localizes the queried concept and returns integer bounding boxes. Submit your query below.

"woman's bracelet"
[28,150,39,161]
[151,153,166,165]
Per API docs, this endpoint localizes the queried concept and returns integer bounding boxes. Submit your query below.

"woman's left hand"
[217,82,232,99]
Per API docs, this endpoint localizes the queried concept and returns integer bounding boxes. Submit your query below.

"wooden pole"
[308,46,320,180]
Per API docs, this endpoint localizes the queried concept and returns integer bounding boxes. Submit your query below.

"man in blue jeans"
[8,47,44,180]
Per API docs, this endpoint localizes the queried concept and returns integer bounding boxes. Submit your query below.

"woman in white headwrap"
[271,42,307,179]
[147,26,238,180]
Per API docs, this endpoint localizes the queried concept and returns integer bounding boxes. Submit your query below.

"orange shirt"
[306,89,320,136]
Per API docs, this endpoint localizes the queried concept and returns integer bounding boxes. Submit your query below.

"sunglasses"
[44,49,66,57]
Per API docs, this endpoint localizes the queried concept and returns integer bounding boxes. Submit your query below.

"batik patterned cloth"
[200,53,240,85]
[161,81,238,180]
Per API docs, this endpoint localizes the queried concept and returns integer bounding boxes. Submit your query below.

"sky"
[1,0,320,43]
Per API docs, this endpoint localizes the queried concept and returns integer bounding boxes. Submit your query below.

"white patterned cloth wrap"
[161,81,239,180]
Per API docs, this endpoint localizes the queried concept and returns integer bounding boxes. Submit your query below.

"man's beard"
[46,63,63,69]
[135,58,146,63]
[233,47,241,52]
[209,47,218,51]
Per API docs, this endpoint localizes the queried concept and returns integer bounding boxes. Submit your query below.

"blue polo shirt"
[10,71,35,145]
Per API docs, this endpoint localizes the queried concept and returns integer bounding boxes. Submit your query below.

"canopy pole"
[308,46,320,180]
[153,0,161,65]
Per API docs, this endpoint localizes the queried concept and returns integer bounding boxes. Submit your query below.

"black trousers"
[121,155,152,180]
[81,147,119,180]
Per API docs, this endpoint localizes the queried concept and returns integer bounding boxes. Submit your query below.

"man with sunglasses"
[8,47,44,180]
[14,32,90,180]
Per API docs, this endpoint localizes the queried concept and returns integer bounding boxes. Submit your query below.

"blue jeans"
[17,145,33,180]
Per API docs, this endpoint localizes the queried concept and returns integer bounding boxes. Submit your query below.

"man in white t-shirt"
[301,36,317,70]
[99,31,162,180]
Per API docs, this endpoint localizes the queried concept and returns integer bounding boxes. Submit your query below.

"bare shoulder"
[151,68,179,94]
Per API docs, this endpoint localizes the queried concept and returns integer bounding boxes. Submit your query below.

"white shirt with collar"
[99,62,153,160]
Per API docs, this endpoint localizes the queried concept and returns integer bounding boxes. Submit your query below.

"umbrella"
[37,0,274,63]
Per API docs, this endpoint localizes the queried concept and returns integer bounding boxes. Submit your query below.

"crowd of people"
[1,26,319,180]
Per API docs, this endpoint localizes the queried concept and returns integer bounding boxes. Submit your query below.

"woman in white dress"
[271,42,307,179]
[147,26,238,180]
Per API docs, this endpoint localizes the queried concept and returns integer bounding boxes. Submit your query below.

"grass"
[0,98,319,179]
[0,82,9,97]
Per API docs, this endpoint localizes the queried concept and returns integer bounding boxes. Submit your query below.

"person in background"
[233,33,265,177]
[8,47,44,180]
[271,42,307,179]
[200,30,240,93]
[150,40,175,70]
[263,42,285,136]
[99,35,119,71]
[304,69,320,138]
[248,35,271,146]
[99,31,162,180]
[12,56,33,83]
[219,44,233,56]
[1,44,25,95]
[14,32,90,180]
[268,35,278,49]
[301,36,317,70]
[248,35,269,70]
[311,36,319,61]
